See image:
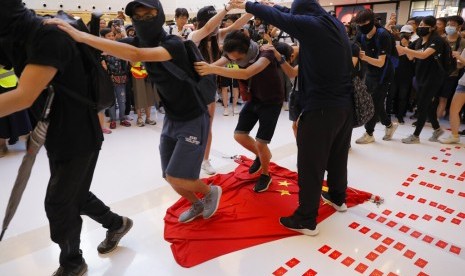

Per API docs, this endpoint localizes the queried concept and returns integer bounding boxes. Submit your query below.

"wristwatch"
[278,55,286,65]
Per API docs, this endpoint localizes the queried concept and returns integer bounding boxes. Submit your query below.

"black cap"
[197,6,217,24]
[125,0,157,17]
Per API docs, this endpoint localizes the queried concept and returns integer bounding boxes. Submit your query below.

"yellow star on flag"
[278,180,291,187]
[277,190,291,196]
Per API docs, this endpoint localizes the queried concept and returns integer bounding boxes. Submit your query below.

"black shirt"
[358,28,394,81]
[409,36,445,85]
[27,25,103,159]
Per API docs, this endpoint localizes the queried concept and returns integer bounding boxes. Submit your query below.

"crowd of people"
[1,0,465,275]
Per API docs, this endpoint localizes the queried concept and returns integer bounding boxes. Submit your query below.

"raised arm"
[219,13,254,35]
[189,4,234,44]
[195,57,270,80]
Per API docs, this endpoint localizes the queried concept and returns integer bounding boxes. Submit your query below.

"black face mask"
[416,27,431,37]
[359,20,374,35]
[132,16,166,47]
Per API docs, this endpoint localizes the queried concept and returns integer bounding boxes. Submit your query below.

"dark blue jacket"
[246,0,353,111]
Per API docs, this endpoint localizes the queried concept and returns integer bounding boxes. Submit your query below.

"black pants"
[414,83,441,136]
[390,77,412,119]
[292,107,353,228]
[365,77,392,135]
[45,151,122,269]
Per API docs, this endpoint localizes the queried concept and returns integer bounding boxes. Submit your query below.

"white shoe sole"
[321,195,347,212]
[279,219,320,236]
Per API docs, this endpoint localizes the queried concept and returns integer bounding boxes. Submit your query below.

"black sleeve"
[351,43,360,57]
[160,36,186,63]
[377,31,391,56]
[428,36,444,53]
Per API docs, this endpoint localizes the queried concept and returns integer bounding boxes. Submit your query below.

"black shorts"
[234,101,282,144]
[219,76,239,88]
[439,76,459,99]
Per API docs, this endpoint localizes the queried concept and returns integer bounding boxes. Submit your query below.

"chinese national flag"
[164,156,373,268]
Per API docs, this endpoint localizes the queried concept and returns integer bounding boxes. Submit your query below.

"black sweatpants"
[45,151,122,269]
[414,83,441,136]
[365,77,392,135]
[292,107,353,228]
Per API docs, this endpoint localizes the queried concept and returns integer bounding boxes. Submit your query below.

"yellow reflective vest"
[0,67,17,89]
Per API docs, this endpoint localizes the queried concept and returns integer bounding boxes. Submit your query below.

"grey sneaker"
[52,261,87,276]
[355,133,375,144]
[145,119,157,125]
[383,122,398,141]
[321,191,347,212]
[402,134,420,144]
[97,217,133,254]
[428,128,444,142]
[439,134,460,144]
[178,201,204,223]
[203,185,222,219]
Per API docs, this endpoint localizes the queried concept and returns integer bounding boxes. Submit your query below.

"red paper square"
[411,174,418,178]
[386,221,397,228]
[426,183,434,188]
[375,244,388,254]
[431,157,438,160]
[396,191,405,196]
[355,263,369,274]
[418,198,427,203]
[455,163,462,166]
[377,216,387,223]
[440,149,446,152]
[422,235,434,243]
[458,177,465,181]
[436,216,446,222]
[414,258,428,269]
[329,250,342,260]
[399,226,410,233]
[434,186,442,190]
[382,237,394,245]
[429,170,436,174]
[410,231,422,238]
[429,201,438,207]
[459,212,465,219]
[393,242,406,251]
[422,214,432,221]
[458,192,465,198]
[396,212,406,218]
[450,245,462,255]
[365,252,379,261]
[438,204,447,210]
[418,166,425,170]
[318,245,332,254]
[359,227,371,234]
[273,267,288,276]
[442,159,449,163]
[403,249,416,259]
[369,269,384,276]
[419,181,427,186]
[445,153,452,156]
[449,175,456,179]
[349,222,360,229]
[446,189,455,194]
[417,272,430,276]
[451,218,461,225]
[402,182,410,187]
[387,273,399,276]
[341,257,355,267]
[367,213,377,219]
[407,177,414,182]
[446,147,451,150]
[285,258,300,268]
[382,210,392,216]
[406,194,415,200]
[445,208,455,214]
[371,232,382,240]
[440,172,447,177]
[302,269,318,276]
[436,240,448,249]
[409,214,419,220]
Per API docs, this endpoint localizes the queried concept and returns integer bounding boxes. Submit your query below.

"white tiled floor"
[0,104,464,276]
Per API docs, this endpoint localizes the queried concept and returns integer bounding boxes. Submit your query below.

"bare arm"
[396,44,436,60]
[212,56,230,67]
[0,65,57,117]
[219,13,254,35]
[360,51,386,68]
[352,57,358,68]
[189,4,233,44]
[195,57,271,80]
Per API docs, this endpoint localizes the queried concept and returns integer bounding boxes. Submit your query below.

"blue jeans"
[109,84,126,121]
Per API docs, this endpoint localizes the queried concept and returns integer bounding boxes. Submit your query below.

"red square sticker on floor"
[406,194,415,200]
[436,240,448,249]
[371,232,382,240]
[367,213,377,219]
[438,204,447,210]
[422,235,434,243]
[375,244,388,254]
[399,226,410,233]
[446,189,455,194]
[422,214,432,221]
[418,272,430,276]
[396,212,406,218]
[318,245,332,254]
[456,163,462,166]
[445,153,452,156]
[382,237,394,245]
[411,174,418,178]
[341,257,355,267]
[273,267,288,276]
[440,172,447,177]
[451,218,461,225]
[449,175,456,179]
[369,269,384,276]
[442,159,449,163]
[459,213,465,219]
[387,273,399,276]
[365,252,379,261]
[429,201,438,207]
[407,177,414,182]
[403,250,416,259]
[377,216,387,223]
[302,268,318,276]
[382,210,392,216]
[434,186,442,190]
[418,166,425,170]
[431,157,438,160]
[355,263,369,274]
[429,170,436,174]
[458,192,465,197]
[458,177,465,181]
[410,231,422,238]
[418,198,427,204]
[409,214,419,220]
[285,258,300,268]
[329,250,342,260]
[394,242,406,251]
[396,191,405,196]
[414,258,428,269]
[349,222,360,229]
[386,221,397,228]
[402,182,410,187]
[426,183,434,188]
[359,227,371,234]
[445,208,455,214]
[450,245,462,255]
[419,181,427,186]
[436,216,446,222]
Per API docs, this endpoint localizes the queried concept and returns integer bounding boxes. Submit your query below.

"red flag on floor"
[164,156,374,268]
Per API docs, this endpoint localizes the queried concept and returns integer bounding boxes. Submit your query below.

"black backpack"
[51,11,115,111]
[415,36,457,77]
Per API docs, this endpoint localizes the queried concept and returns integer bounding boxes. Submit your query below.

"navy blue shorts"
[234,101,282,144]
[159,112,210,179]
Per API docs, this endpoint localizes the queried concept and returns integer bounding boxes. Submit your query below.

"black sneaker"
[254,174,272,192]
[321,191,347,212]
[97,217,133,254]
[279,216,319,236]
[248,157,262,174]
[52,261,88,276]
[459,130,465,136]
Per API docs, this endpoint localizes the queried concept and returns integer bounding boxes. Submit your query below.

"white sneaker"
[233,107,240,115]
[439,134,460,144]
[402,134,420,144]
[355,133,375,144]
[283,102,289,111]
[428,128,444,142]
[383,122,398,141]
[201,160,216,175]
[223,108,230,116]
[158,106,165,114]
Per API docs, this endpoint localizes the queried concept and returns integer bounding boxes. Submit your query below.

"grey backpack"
[352,76,374,128]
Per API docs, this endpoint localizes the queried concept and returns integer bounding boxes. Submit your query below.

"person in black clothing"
[396,16,446,143]
[354,9,399,144]
[0,1,132,275]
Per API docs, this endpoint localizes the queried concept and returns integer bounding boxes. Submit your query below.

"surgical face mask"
[358,20,374,35]
[416,26,431,37]
[446,26,457,35]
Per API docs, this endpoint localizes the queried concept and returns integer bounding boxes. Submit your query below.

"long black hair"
[197,19,221,63]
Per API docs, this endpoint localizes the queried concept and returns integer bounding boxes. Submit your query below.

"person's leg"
[397,82,411,123]
[363,77,380,136]
[202,102,216,174]
[233,102,260,156]
[413,83,441,137]
[437,97,448,119]
[0,138,7,157]
[221,86,229,110]
[115,84,128,124]
[450,92,465,135]
[232,87,240,114]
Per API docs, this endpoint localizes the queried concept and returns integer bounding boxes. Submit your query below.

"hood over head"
[125,0,166,47]
[290,0,326,16]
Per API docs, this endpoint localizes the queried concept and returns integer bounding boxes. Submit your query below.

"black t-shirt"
[27,25,103,159]
[250,50,284,104]
[358,28,394,81]
[130,35,204,121]
[351,42,363,78]
[409,36,444,85]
